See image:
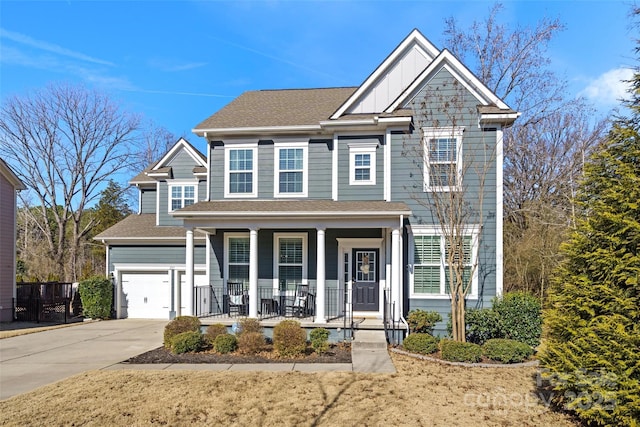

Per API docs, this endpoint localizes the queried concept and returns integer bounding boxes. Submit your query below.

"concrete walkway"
[1,319,396,401]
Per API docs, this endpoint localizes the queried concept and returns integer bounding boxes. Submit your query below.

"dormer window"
[169,183,197,211]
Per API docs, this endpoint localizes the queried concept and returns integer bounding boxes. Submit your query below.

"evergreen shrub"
[237,331,266,354]
[440,339,482,363]
[163,316,201,347]
[407,309,442,334]
[492,292,542,347]
[465,308,501,345]
[273,320,307,357]
[170,331,203,354]
[204,323,228,344]
[482,338,533,363]
[309,328,330,354]
[213,333,237,354]
[402,333,438,354]
[78,276,112,319]
[237,318,263,336]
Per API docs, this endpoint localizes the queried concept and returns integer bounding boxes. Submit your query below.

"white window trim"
[272,232,308,291]
[409,225,479,300]
[422,126,464,192]
[168,180,198,212]
[274,141,308,198]
[224,233,250,284]
[224,143,258,198]
[348,142,377,186]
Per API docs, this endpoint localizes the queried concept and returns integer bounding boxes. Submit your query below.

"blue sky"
[1,1,636,155]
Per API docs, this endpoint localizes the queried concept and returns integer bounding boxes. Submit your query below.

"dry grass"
[0,353,576,426]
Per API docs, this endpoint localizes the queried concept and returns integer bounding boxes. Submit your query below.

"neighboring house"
[0,158,26,322]
[96,29,518,334]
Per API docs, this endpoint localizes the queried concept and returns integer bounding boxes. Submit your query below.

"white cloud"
[578,67,634,107]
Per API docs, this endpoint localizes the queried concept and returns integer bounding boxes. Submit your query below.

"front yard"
[0,353,576,426]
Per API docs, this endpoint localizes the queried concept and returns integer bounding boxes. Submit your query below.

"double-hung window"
[349,143,377,185]
[274,233,307,291]
[411,226,478,298]
[423,127,464,192]
[225,145,257,197]
[226,235,250,284]
[275,142,307,197]
[168,183,196,211]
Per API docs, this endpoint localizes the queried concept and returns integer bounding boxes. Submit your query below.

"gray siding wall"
[140,188,156,214]
[257,142,274,198]
[109,245,206,271]
[390,67,499,315]
[337,136,384,201]
[308,141,332,199]
[209,143,224,199]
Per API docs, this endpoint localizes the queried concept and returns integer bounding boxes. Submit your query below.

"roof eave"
[479,112,521,127]
[193,124,323,137]
[172,210,412,219]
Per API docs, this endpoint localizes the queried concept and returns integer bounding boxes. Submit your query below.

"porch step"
[352,330,388,350]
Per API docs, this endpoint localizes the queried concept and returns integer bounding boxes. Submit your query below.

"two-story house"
[96,29,517,334]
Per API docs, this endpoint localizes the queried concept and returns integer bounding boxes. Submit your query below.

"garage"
[120,271,170,319]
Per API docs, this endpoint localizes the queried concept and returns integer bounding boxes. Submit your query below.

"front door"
[352,249,379,311]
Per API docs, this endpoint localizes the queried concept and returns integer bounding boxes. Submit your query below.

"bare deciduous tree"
[0,82,141,281]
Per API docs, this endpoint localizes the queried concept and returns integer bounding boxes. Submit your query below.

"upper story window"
[422,127,464,192]
[410,225,478,299]
[274,142,307,197]
[348,143,377,185]
[225,144,257,197]
[169,183,196,211]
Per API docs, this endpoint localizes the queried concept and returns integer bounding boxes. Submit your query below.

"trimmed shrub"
[492,292,542,347]
[237,318,263,336]
[309,328,330,354]
[482,338,533,363]
[237,331,266,355]
[163,316,201,347]
[407,309,442,334]
[213,333,237,354]
[440,339,482,363]
[465,308,502,345]
[78,276,112,319]
[402,333,438,355]
[273,320,307,357]
[170,331,203,354]
[204,323,228,344]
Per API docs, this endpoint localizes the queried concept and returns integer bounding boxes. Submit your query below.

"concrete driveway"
[0,319,166,400]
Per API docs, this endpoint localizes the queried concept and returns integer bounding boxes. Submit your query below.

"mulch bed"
[125,343,351,364]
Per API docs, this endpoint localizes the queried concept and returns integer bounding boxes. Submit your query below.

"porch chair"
[227,282,248,316]
[285,284,310,318]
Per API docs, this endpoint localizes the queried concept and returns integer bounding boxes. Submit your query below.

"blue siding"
[109,245,206,270]
[308,140,332,199]
[337,136,384,200]
[140,188,156,214]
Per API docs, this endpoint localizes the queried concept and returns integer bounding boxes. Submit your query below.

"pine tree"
[538,72,640,425]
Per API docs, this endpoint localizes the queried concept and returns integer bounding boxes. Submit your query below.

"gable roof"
[0,158,26,190]
[130,137,206,185]
[192,28,517,136]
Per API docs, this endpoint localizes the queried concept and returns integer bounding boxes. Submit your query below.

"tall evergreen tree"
[539,28,640,423]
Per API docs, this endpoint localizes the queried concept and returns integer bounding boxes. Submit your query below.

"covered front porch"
[173,200,411,326]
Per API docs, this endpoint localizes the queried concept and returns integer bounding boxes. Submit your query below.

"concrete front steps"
[351,326,396,373]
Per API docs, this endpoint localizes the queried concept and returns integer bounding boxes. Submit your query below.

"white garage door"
[121,272,170,319]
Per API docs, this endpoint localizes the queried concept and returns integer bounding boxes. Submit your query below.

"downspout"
[398,214,410,337]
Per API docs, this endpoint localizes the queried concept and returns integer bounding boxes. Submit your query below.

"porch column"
[391,228,402,321]
[315,228,326,323]
[184,227,194,317]
[249,228,259,318]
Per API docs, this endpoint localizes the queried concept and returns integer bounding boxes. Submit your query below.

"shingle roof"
[193,87,358,130]
[93,214,204,240]
[173,199,411,216]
